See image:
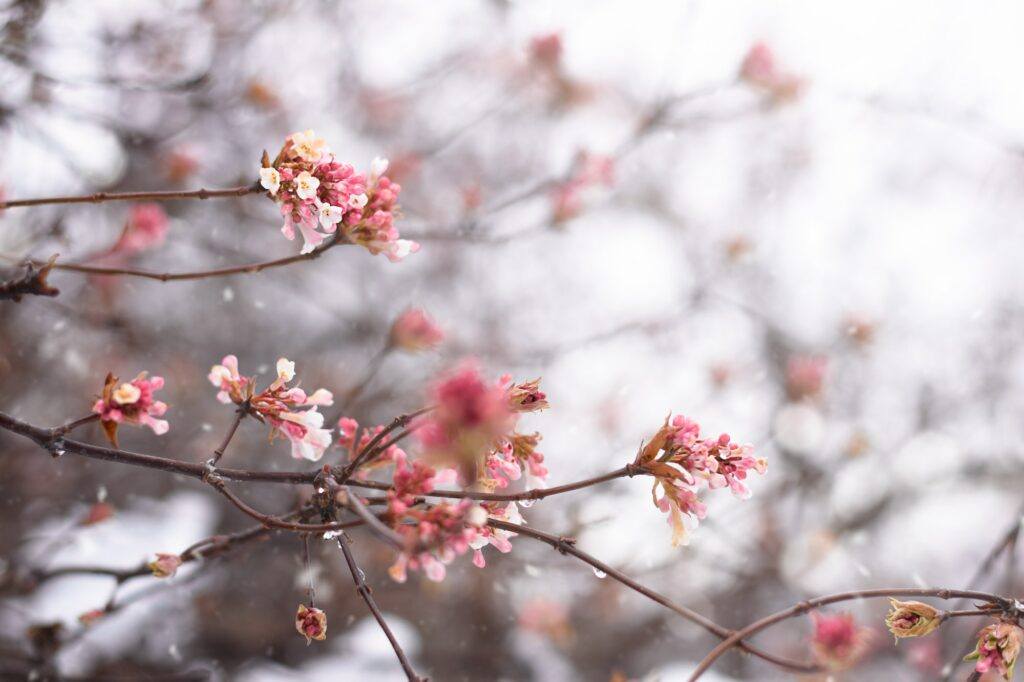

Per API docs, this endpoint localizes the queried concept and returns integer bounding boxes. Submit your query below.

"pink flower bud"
[390,308,445,352]
[148,553,182,578]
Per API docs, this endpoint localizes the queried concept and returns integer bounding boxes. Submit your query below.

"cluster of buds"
[259,130,417,261]
[387,498,490,583]
[208,356,333,461]
[295,604,327,645]
[635,414,766,546]
[390,308,445,352]
[966,622,1023,680]
[488,431,548,490]
[93,372,169,446]
[415,361,550,487]
[810,612,874,670]
[551,151,615,223]
[739,42,806,103]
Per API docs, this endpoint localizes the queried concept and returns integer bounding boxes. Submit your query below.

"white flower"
[279,408,333,461]
[112,383,141,405]
[259,167,281,196]
[276,358,296,382]
[289,130,328,163]
[295,171,320,201]
[317,202,344,230]
[348,193,368,209]
[370,156,389,180]
[465,505,488,527]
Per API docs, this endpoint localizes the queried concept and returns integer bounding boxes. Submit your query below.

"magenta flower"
[810,612,874,670]
[295,604,327,644]
[92,371,169,446]
[415,360,514,477]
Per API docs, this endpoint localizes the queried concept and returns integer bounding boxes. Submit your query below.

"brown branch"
[348,464,644,502]
[0,256,59,302]
[335,407,433,483]
[210,403,249,467]
[334,532,424,682]
[32,233,348,282]
[0,184,261,209]
[489,519,818,675]
[687,588,1012,681]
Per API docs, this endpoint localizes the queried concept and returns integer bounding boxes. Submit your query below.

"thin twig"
[334,532,424,682]
[687,588,1011,681]
[0,184,261,209]
[489,519,818,674]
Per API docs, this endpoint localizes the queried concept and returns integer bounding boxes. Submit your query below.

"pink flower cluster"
[387,498,488,583]
[113,204,169,255]
[260,130,417,261]
[208,356,333,461]
[635,414,766,546]
[415,361,550,489]
[390,308,445,352]
[551,151,615,222]
[92,371,169,445]
[384,455,520,582]
[810,612,874,670]
[739,42,805,103]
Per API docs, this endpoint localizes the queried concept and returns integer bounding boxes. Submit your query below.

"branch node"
[555,536,576,555]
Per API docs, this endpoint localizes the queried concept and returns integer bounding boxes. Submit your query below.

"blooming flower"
[295,604,327,644]
[113,204,168,254]
[810,612,873,670]
[208,356,333,461]
[148,553,182,578]
[885,600,942,641]
[966,622,1023,680]
[93,371,169,446]
[261,133,417,259]
[288,130,329,164]
[259,167,281,195]
[387,499,492,583]
[390,308,445,352]
[635,414,766,546]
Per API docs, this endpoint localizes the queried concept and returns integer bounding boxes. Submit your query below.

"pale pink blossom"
[208,356,333,461]
[530,32,563,70]
[262,133,416,260]
[92,371,169,445]
[337,417,359,451]
[390,308,445,352]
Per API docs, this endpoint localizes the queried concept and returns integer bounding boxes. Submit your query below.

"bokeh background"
[2,0,1024,680]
